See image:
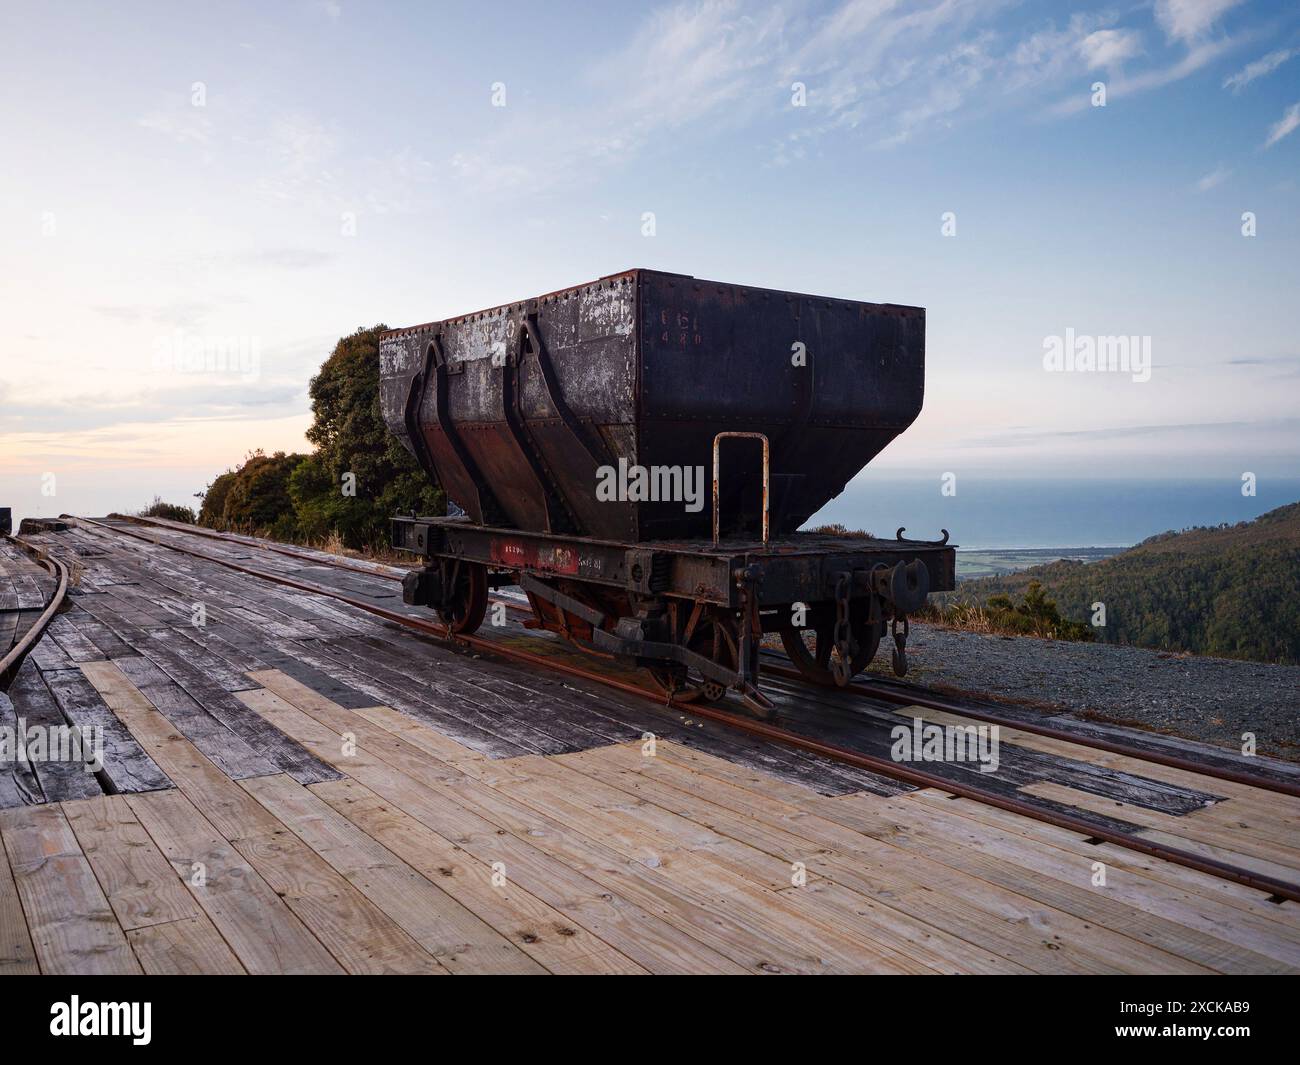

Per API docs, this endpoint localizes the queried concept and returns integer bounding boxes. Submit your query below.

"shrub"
[139,496,196,524]
[198,450,305,537]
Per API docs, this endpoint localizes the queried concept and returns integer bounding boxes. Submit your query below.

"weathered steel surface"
[380,270,925,542]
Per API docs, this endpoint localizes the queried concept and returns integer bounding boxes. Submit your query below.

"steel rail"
[111,513,408,581]
[115,514,1300,801]
[0,536,70,686]
[73,513,1300,905]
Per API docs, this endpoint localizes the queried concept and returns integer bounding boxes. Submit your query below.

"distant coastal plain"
[956,546,1122,580]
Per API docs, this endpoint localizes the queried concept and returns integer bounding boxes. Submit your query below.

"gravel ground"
[873,623,1300,761]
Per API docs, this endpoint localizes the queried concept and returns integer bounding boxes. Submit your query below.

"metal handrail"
[712,432,770,545]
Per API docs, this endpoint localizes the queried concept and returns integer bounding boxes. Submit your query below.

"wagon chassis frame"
[393,515,956,711]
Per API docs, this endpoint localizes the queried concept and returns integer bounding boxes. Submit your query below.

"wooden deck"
[2,518,1299,974]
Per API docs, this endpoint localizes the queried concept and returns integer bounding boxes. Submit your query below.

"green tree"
[198,468,238,527]
[218,450,305,538]
[290,324,443,547]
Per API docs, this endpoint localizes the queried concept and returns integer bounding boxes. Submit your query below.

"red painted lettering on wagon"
[489,539,580,575]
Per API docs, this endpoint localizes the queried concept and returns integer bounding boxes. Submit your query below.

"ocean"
[806,477,1300,551]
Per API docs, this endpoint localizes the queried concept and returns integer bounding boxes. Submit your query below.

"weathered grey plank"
[42,668,172,795]
[6,662,101,804]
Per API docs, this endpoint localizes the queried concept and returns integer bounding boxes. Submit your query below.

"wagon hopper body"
[380,269,955,710]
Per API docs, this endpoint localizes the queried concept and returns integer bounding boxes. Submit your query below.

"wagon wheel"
[779,619,882,688]
[438,561,488,635]
[646,615,738,704]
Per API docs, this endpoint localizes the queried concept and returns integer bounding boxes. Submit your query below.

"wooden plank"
[475,751,990,974]
[6,661,102,804]
[47,615,107,663]
[1193,800,1300,851]
[0,609,20,656]
[81,661,447,975]
[891,704,1300,823]
[276,641,560,759]
[243,680,986,972]
[27,631,75,672]
[75,593,340,784]
[0,690,42,808]
[646,741,1293,974]
[848,791,1298,972]
[43,666,171,794]
[236,686,753,974]
[113,655,280,780]
[126,915,245,975]
[0,803,140,974]
[899,791,1300,968]
[240,773,546,974]
[310,776,646,975]
[548,743,1209,975]
[0,817,38,973]
[126,789,341,975]
[63,793,203,930]
[1021,781,1300,876]
[349,703,486,766]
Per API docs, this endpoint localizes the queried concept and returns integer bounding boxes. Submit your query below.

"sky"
[2,0,1298,527]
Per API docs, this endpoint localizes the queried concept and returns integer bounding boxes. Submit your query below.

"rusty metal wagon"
[380,269,954,712]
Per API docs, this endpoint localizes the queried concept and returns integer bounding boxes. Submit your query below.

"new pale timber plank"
[643,742,1286,974]
[126,789,341,975]
[0,803,140,975]
[64,794,203,930]
[239,773,545,975]
[585,744,1208,974]
[235,684,757,974]
[0,821,38,974]
[470,752,979,974]
[241,680,927,973]
[899,791,1300,970]
[126,916,245,975]
[309,776,647,975]
[551,743,1207,975]
[351,703,487,765]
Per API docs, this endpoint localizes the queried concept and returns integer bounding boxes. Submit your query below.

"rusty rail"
[0,536,69,687]
[762,662,1300,800]
[73,514,1300,905]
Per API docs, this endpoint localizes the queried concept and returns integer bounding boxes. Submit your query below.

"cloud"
[91,301,226,329]
[966,415,1300,448]
[598,0,787,124]
[1195,163,1231,191]
[0,382,306,434]
[1222,47,1298,92]
[1154,0,1243,44]
[1078,28,1143,70]
[1265,102,1300,147]
[1047,35,1237,116]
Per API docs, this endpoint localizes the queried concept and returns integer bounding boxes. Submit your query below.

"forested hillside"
[946,502,1300,664]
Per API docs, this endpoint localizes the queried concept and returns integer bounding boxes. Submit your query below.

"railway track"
[101,513,1300,799]
[0,536,69,688]
[54,513,1300,905]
